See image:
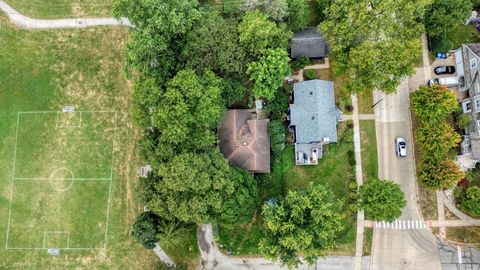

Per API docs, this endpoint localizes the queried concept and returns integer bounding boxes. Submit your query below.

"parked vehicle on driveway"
[434,66,456,75]
[396,137,407,157]
[428,76,460,87]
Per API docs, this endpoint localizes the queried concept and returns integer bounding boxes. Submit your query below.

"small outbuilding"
[290,27,327,59]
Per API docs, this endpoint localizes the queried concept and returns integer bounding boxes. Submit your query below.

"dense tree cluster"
[411,85,464,190]
[425,0,471,37]
[320,0,429,93]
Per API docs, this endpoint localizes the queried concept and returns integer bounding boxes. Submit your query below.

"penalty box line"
[14,177,112,181]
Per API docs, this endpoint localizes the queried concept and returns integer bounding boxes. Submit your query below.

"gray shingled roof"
[466,43,480,57]
[289,80,340,143]
[291,28,326,59]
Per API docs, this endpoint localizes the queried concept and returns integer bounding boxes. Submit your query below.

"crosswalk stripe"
[408,220,411,229]
[403,220,406,229]
[374,219,431,230]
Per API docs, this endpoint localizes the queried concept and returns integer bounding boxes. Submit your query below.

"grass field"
[6,111,116,250]
[0,13,180,269]
[360,120,378,181]
[4,0,113,18]
[430,24,480,54]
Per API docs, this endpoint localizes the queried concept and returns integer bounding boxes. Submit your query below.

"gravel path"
[0,0,131,29]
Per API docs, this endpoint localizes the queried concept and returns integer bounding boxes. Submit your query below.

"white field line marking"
[458,246,462,264]
[55,112,59,128]
[15,177,111,181]
[7,111,116,250]
[79,111,83,128]
[42,232,46,248]
[67,232,70,248]
[5,112,21,249]
[103,111,118,249]
[43,231,69,248]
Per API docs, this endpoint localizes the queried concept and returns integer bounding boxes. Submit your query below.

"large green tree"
[319,0,429,93]
[412,85,458,123]
[358,178,406,222]
[259,184,343,268]
[180,9,247,80]
[285,0,309,31]
[238,10,291,56]
[147,150,258,225]
[416,121,461,160]
[417,159,465,189]
[153,69,225,152]
[113,0,201,81]
[247,48,291,100]
[425,0,471,37]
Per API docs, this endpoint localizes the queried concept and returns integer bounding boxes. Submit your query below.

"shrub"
[303,69,319,80]
[265,88,289,121]
[457,113,472,130]
[132,212,159,249]
[269,120,286,160]
[458,186,480,217]
[290,56,311,71]
[417,159,465,189]
[411,85,458,123]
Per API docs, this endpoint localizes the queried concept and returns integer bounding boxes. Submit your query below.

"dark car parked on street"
[434,66,456,75]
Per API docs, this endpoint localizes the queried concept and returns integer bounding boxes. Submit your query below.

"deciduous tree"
[417,159,465,189]
[269,120,286,160]
[260,184,343,268]
[319,0,429,93]
[247,48,291,100]
[153,69,225,152]
[285,0,309,31]
[147,150,258,225]
[238,10,291,56]
[416,121,461,160]
[425,0,472,37]
[412,85,458,123]
[357,178,406,222]
[113,0,201,81]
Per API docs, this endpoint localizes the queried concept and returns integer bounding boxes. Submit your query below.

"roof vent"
[242,141,248,146]
[311,116,315,120]
[309,91,313,95]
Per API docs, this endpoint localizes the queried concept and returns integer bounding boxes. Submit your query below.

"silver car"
[396,137,407,157]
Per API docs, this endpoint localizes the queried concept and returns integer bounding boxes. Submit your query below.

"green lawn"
[430,24,480,54]
[362,228,373,256]
[315,69,352,114]
[357,90,374,114]
[360,120,378,181]
[0,14,194,269]
[218,122,357,256]
[4,0,113,18]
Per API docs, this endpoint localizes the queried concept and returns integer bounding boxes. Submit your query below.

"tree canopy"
[153,69,225,152]
[425,0,472,37]
[417,159,465,189]
[357,178,406,222]
[285,0,309,31]
[319,0,429,93]
[247,48,291,100]
[238,10,291,56]
[412,85,458,123]
[259,184,343,268]
[416,122,461,160]
[147,150,258,225]
[180,9,247,80]
[113,0,201,81]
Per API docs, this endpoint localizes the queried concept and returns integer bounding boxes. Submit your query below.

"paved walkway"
[352,94,366,270]
[436,191,447,237]
[153,244,176,266]
[288,58,331,82]
[342,114,375,121]
[0,0,131,29]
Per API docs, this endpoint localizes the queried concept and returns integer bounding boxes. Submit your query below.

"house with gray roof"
[456,44,480,169]
[219,110,270,173]
[290,28,327,59]
[288,80,341,165]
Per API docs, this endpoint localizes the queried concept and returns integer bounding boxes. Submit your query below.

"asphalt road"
[370,79,442,270]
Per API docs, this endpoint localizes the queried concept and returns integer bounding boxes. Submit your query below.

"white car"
[395,137,407,157]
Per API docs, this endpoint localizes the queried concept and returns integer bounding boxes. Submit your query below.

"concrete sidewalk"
[0,0,131,29]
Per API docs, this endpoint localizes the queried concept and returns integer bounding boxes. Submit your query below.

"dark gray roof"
[291,28,326,59]
[466,43,480,57]
[289,80,340,143]
[219,110,270,173]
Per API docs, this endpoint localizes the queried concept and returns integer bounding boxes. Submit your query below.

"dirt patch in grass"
[446,227,480,247]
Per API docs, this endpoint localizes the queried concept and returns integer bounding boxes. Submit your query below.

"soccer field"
[6,111,117,250]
